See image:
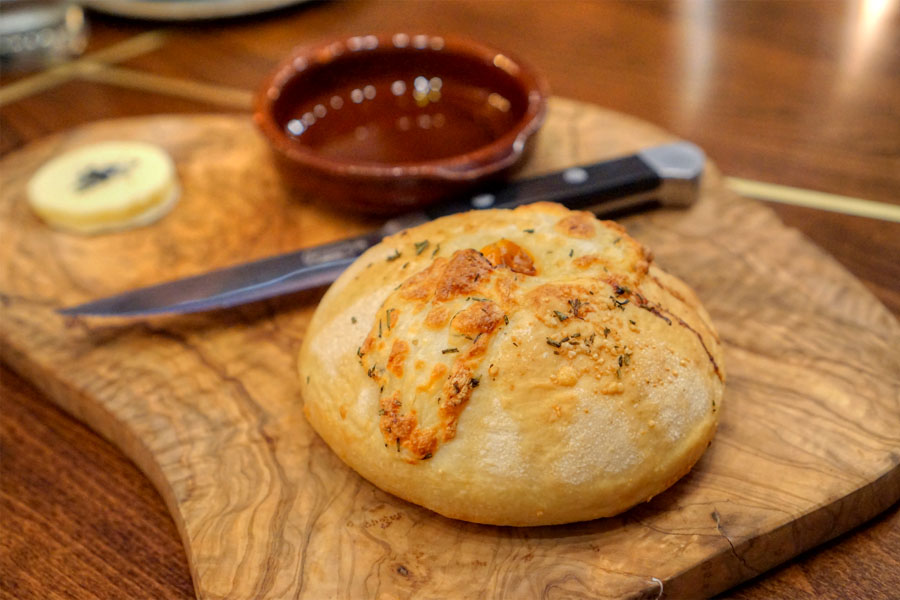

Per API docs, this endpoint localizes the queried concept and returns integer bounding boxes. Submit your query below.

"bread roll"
[300,202,724,526]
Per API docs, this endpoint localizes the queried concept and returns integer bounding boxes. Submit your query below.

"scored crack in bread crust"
[299,202,725,526]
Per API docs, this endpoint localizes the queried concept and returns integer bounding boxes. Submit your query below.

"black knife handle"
[424,155,661,220]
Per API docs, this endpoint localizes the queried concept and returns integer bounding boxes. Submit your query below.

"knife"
[59,141,704,317]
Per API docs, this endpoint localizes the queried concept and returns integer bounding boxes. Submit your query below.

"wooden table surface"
[1,1,898,598]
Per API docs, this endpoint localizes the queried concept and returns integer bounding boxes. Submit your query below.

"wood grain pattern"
[1,98,898,599]
[0,364,196,600]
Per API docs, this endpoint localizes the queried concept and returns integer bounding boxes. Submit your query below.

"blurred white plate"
[82,0,311,21]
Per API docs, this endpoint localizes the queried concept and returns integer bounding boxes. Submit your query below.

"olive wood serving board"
[1,98,898,600]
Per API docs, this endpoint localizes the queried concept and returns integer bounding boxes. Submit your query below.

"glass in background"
[0,0,87,73]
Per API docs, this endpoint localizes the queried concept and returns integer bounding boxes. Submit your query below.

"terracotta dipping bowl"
[254,33,549,215]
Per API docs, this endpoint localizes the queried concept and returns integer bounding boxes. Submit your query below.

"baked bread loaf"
[299,202,725,526]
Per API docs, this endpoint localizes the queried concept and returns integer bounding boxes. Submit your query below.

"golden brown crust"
[300,202,725,526]
[360,247,522,463]
[555,212,596,238]
[386,339,409,378]
[450,300,505,339]
[480,239,537,275]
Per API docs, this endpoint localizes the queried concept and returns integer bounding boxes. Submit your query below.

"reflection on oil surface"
[284,74,517,163]
[272,37,529,165]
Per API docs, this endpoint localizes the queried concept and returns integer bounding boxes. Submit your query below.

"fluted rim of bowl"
[253,33,549,183]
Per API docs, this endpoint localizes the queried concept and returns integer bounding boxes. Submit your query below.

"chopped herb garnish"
[442,347,459,354]
[351,316,357,324]
[569,298,586,318]
[587,333,595,345]
[422,452,433,460]
[570,332,581,338]
[306,375,310,384]
[618,355,625,367]
[367,365,376,378]
[629,319,636,325]
[624,353,632,365]
[378,408,386,416]
[603,327,611,337]
[523,228,535,233]
[546,338,562,348]
[470,377,480,388]
[386,249,402,261]
[553,310,569,322]
[569,249,574,257]
[402,262,409,269]
[560,336,570,344]
[503,314,509,325]
[378,320,383,338]
[610,296,630,310]
[432,243,441,257]
[613,237,621,245]
[357,346,363,358]
[414,240,430,255]
[616,367,622,379]
[467,297,489,302]
[615,285,630,296]
[385,308,395,330]
[75,161,135,191]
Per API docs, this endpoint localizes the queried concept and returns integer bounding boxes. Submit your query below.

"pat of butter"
[27,141,179,234]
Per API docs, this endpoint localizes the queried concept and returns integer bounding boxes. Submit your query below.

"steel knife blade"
[59,141,704,317]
